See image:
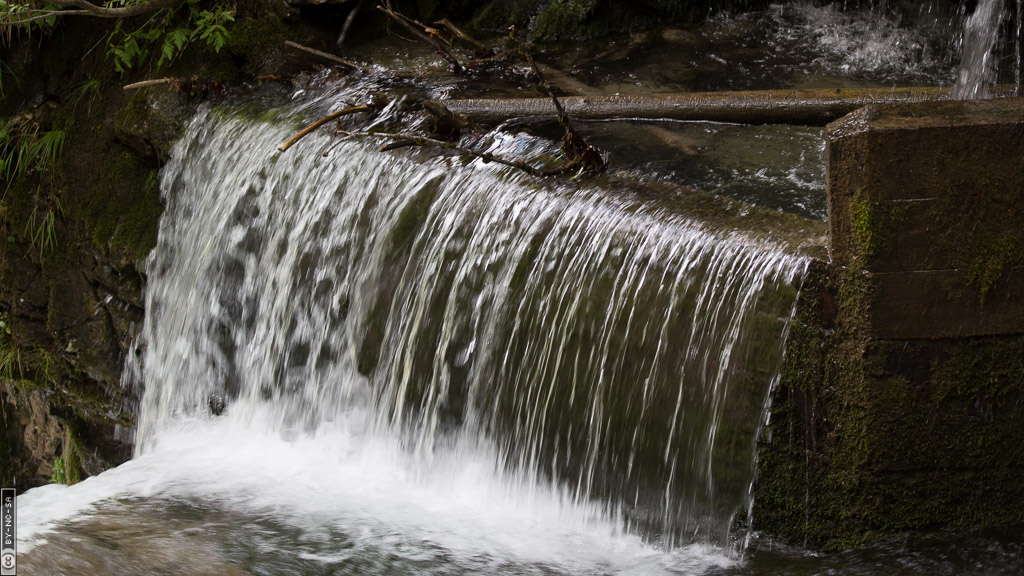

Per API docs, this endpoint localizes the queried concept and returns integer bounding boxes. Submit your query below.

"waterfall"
[954,0,1007,98]
[122,85,808,557]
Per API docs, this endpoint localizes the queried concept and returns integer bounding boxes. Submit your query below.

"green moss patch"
[85,149,162,260]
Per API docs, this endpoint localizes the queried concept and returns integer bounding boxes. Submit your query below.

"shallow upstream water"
[14,3,1024,575]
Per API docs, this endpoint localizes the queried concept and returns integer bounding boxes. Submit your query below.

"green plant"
[50,455,66,484]
[106,0,235,74]
[0,116,67,190]
[0,332,23,383]
[67,77,102,115]
[0,0,58,45]
[23,196,61,258]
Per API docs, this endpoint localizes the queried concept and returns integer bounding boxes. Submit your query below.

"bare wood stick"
[123,78,175,91]
[278,105,372,152]
[284,40,367,71]
[514,34,605,171]
[336,129,547,176]
[433,18,489,53]
[467,48,518,66]
[376,2,463,73]
[336,0,367,46]
[379,140,420,152]
[426,85,1021,126]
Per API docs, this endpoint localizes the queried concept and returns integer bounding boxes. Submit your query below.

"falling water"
[53,80,804,566]
[954,0,1007,98]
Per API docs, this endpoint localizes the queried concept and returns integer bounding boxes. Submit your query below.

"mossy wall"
[755,100,1024,551]
[0,1,324,492]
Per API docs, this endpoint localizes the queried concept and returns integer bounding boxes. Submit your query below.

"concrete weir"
[755,98,1024,550]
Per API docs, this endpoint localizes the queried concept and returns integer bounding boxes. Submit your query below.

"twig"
[278,105,373,152]
[284,40,367,71]
[336,129,550,176]
[433,18,490,54]
[377,1,463,73]
[421,100,471,137]
[379,140,419,152]
[467,48,518,67]
[512,32,605,172]
[336,0,367,46]
[122,78,175,91]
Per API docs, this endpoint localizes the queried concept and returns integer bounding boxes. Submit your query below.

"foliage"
[0,0,58,44]
[0,115,67,190]
[105,0,235,74]
[50,455,67,484]
[0,116,68,260]
[0,312,24,384]
[23,195,61,258]
[2,1,234,74]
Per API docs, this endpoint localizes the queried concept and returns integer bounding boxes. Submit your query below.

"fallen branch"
[335,130,581,177]
[1,0,181,26]
[433,18,490,54]
[377,1,463,73]
[425,85,1021,126]
[421,99,471,138]
[278,105,373,152]
[513,32,605,172]
[123,76,225,98]
[123,78,175,91]
[336,0,367,46]
[284,40,367,71]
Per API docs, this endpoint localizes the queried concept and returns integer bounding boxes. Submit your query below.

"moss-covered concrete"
[756,100,1024,551]
[826,99,1024,340]
[757,260,1024,550]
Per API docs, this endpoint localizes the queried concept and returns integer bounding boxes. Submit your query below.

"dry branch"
[336,0,367,46]
[2,0,181,26]
[278,105,373,152]
[421,99,471,137]
[377,1,463,73]
[123,78,175,91]
[433,18,489,54]
[513,34,605,172]
[425,86,1021,127]
[284,40,367,71]
[335,130,581,177]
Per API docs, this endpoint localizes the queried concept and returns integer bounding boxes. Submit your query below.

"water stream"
[14,3,1024,574]
[954,0,1007,98]
[20,79,813,571]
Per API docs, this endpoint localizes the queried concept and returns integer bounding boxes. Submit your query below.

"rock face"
[0,24,215,492]
[755,99,1024,551]
[0,0,337,493]
[1,382,63,487]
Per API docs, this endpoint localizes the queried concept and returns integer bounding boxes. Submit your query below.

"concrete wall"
[755,98,1024,551]
[827,99,1024,339]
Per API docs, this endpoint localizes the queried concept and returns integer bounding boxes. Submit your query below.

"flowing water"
[18,85,810,574]
[954,0,1008,98]
[13,4,1024,575]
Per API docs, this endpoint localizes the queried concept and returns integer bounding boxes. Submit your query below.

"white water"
[955,0,1007,98]
[18,85,807,573]
[766,2,957,84]
[19,420,736,574]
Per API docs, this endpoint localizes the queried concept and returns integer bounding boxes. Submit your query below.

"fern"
[106,0,235,74]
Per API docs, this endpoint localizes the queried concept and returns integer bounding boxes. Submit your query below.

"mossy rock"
[84,148,162,261]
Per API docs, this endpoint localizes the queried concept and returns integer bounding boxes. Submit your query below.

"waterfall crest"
[132,89,807,551]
